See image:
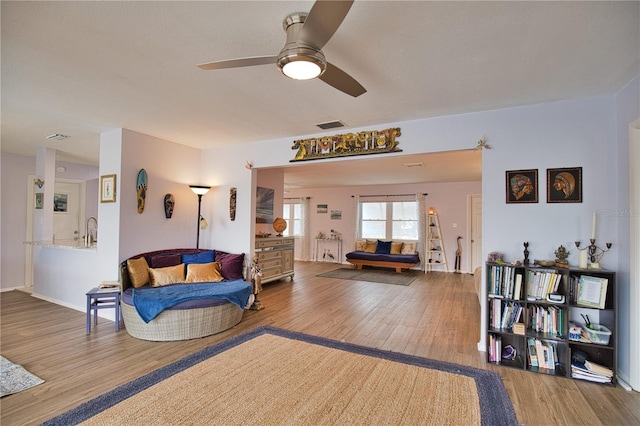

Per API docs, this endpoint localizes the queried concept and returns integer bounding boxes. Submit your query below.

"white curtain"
[352,195,361,242]
[298,197,311,261]
[417,193,427,271]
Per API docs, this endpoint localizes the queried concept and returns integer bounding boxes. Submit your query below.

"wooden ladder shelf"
[426,212,448,272]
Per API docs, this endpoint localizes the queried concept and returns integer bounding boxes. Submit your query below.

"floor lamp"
[189,185,211,250]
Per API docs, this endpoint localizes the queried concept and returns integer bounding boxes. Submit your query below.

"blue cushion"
[375,240,392,254]
[182,250,215,266]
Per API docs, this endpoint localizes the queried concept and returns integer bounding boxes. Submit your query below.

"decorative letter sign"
[291,128,402,162]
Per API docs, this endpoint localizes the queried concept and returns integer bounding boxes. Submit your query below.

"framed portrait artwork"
[100,174,117,203]
[547,167,582,203]
[506,169,538,203]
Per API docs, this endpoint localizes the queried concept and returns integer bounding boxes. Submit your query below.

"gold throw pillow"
[185,262,224,283]
[127,257,150,288]
[149,263,185,287]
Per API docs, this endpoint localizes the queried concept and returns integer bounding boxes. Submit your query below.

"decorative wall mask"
[136,169,148,214]
[164,194,175,218]
[230,187,237,221]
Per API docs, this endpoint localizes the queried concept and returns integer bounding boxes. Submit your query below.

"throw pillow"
[182,250,215,266]
[185,262,224,283]
[150,253,182,268]
[215,251,245,280]
[355,240,367,251]
[364,240,377,253]
[375,240,392,254]
[401,242,417,255]
[127,257,150,288]
[148,263,185,287]
[390,242,404,255]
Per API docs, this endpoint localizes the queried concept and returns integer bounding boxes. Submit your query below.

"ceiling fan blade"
[299,0,353,50]
[198,56,277,70]
[319,62,366,97]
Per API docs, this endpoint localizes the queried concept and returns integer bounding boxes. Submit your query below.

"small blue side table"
[86,287,122,333]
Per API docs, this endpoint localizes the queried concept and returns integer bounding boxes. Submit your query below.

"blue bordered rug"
[43,326,518,425]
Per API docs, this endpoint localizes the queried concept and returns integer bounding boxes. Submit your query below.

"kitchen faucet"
[85,216,97,247]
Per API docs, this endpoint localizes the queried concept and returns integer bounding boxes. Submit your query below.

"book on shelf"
[571,362,612,383]
[584,360,613,377]
[513,274,522,300]
[527,338,538,367]
[527,338,557,370]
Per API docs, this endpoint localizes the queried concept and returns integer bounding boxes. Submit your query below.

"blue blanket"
[132,280,252,323]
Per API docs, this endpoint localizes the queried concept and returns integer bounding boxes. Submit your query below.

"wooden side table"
[86,287,121,333]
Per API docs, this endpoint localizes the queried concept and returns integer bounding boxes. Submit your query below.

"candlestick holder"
[575,240,612,269]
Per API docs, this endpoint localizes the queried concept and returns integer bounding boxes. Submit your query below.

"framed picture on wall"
[35,193,43,209]
[100,174,117,203]
[547,167,582,203]
[506,169,538,203]
[256,186,274,224]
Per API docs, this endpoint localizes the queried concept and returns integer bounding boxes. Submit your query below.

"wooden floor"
[1,261,639,425]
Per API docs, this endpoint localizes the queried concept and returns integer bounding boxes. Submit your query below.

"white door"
[470,194,482,273]
[53,180,85,242]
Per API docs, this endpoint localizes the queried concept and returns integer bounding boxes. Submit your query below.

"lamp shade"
[189,185,211,195]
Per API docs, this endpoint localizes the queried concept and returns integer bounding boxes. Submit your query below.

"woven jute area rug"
[44,327,517,426]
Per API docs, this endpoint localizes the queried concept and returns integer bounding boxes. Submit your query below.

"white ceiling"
[2,1,638,188]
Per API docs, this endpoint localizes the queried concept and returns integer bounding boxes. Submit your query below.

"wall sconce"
[34,178,45,188]
[190,185,211,250]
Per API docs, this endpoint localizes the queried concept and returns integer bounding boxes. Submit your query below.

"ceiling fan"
[197,0,366,98]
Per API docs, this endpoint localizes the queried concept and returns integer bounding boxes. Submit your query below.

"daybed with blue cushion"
[345,240,420,273]
[119,248,253,341]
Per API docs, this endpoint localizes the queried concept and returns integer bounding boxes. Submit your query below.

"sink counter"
[25,240,97,250]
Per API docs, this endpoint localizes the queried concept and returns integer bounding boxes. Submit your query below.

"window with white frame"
[359,196,419,240]
[283,201,302,236]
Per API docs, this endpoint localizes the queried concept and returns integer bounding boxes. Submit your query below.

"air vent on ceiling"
[316,120,346,130]
[45,133,70,140]
[403,162,424,168]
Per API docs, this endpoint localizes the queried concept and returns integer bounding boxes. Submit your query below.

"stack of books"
[98,281,121,292]
[571,360,613,384]
[527,338,558,370]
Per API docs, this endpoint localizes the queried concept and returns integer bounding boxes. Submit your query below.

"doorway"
[53,179,86,242]
[468,194,482,273]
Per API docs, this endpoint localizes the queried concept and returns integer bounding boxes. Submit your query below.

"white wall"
[1,153,36,289]
[117,129,202,260]
[614,75,640,389]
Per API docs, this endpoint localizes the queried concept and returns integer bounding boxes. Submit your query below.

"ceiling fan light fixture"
[277,42,326,80]
[282,60,322,80]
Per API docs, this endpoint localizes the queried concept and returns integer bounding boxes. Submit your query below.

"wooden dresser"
[255,237,295,284]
